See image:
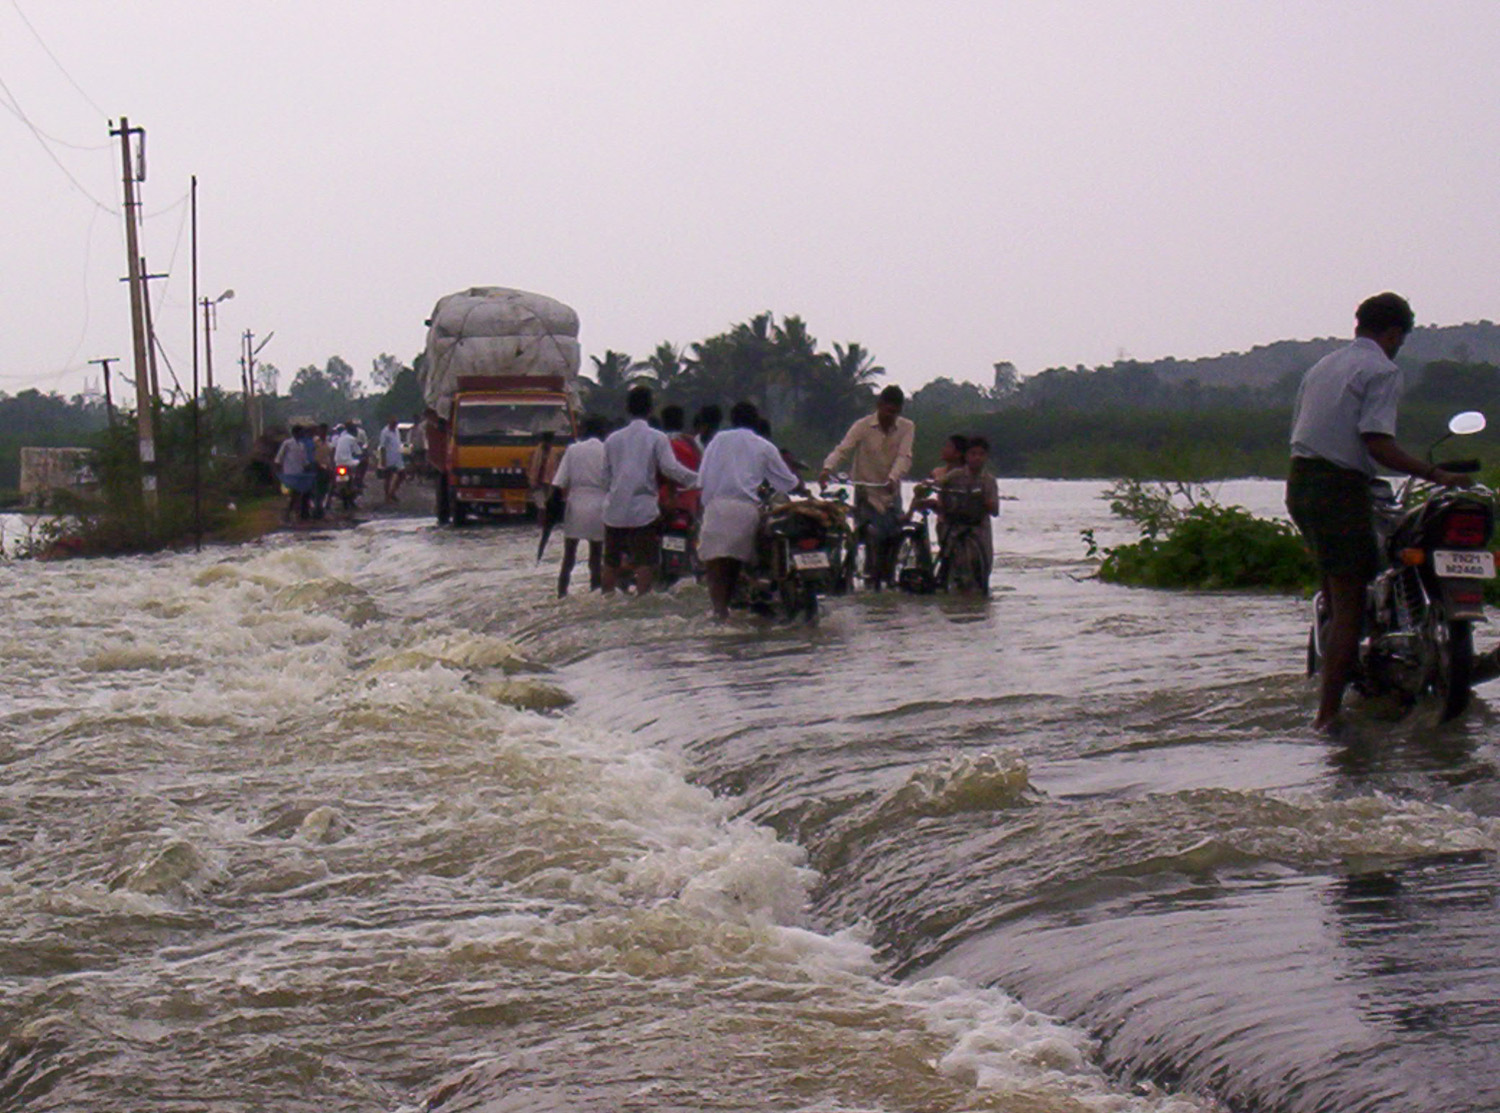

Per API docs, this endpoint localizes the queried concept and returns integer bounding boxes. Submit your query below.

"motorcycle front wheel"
[1431,612,1475,721]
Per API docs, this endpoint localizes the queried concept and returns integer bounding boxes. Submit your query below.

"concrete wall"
[18,447,97,506]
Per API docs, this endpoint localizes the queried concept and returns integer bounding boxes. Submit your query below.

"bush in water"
[1084,479,1316,591]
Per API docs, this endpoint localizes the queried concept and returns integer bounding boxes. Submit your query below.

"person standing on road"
[600,386,698,596]
[378,417,406,504]
[552,415,609,597]
[818,384,915,589]
[1287,291,1469,731]
[698,402,802,620]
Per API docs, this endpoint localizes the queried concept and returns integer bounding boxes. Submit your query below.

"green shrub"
[1084,479,1315,591]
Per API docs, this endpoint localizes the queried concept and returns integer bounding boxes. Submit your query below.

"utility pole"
[110,116,154,509]
[89,357,119,425]
[124,259,169,405]
[200,289,233,392]
[243,329,274,443]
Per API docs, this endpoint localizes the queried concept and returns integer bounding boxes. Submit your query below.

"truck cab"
[445,375,575,523]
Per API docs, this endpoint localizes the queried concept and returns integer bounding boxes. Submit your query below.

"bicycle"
[891,483,938,593]
[821,477,903,591]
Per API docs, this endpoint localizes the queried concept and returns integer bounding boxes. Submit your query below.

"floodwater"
[3,480,1498,1113]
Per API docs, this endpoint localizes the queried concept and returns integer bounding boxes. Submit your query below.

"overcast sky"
[5,0,1500,403]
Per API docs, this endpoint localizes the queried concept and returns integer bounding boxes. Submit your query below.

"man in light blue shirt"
[601,386,698,595]
[1286,292,1467,730]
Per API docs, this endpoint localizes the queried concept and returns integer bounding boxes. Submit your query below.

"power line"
[9,0,110,119]
[0,73,116,213]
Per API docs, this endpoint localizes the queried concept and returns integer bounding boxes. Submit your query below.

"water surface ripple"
[2,480,1497,1112]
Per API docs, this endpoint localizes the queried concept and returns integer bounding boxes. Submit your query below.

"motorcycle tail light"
[336,466,349,478]
[1440,511,1489,546]
[1399,548,1425,566]
[1453,588,1484,606]
[797,537,822,550]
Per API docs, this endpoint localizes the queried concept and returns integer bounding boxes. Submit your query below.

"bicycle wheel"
[892,530,934,593]
[950,531,987,594]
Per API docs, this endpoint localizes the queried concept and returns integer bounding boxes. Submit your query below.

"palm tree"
[582,350,639,419]
[644,342,687,399]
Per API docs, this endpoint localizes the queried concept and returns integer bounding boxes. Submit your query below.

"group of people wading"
[533,382,1000,619]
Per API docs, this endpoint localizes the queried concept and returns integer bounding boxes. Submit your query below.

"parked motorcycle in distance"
[1308,410,1495,720]
[732,493,850,622]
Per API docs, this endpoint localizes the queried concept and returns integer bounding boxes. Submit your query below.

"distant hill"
[1120,320,1500,393]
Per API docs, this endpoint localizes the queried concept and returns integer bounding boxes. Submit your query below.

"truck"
[420,287,582,525]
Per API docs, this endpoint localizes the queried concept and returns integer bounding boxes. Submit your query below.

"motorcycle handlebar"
[1437,459,1483,474]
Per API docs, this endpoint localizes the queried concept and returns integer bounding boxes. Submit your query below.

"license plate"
[661,534,687,552]
[1433,549,1496,578]
[792,550,830,571]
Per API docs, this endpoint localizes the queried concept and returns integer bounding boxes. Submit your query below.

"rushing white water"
[4,480,1498,1112]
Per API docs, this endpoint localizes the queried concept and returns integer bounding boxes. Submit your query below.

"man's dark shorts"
[1286,456,1378,580]
[604,520,661,569]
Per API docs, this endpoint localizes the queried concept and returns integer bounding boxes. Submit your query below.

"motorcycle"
[333,463,359,511]
[1308,410,1495,720]
[732,493,850,622]
[658,504,698,586]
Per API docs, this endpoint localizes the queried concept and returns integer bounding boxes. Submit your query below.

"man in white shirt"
[698,401,803,619]
[378,417,406,504]
[601,386,698,595]
[1287,292,1468,730]
[818,384,915,589]
[551,415,609,596]
[333,423,362,469]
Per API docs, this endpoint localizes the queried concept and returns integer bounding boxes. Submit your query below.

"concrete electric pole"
[110,116,155,509]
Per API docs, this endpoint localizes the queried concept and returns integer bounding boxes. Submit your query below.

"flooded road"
[3,480,1498,1112]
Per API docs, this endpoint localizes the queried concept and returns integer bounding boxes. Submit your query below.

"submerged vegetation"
[1084,479,1316,591]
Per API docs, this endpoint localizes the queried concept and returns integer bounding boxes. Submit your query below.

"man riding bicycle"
[818,385,915,589]
[937,435,999,593]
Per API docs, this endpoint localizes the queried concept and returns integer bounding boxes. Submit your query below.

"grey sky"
[5,1,1500,402]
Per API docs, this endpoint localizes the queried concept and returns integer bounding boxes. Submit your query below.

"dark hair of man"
[582,415,608,438]
[729,401,760,429]
[626,384,653,417]
[878,384,904,407]
[290,424,304,437]
[1355,292,1415,336]
[661,404,685,432]
[693,404,723,432]
[947,433,969,455]
[756,418,773,439]
[967,434,990,453]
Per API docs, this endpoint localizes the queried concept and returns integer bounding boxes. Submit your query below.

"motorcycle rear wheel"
[1432,614,1475,721]
[778,578,817,624]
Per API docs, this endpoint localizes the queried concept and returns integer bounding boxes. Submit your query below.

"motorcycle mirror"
[1449,411,1487,436]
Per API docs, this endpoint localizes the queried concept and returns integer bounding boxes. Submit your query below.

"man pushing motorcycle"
[1287,291,1470,731]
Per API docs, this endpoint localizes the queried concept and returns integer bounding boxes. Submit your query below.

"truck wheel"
[452,499,469,527]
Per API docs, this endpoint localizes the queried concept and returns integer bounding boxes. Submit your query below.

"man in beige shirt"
[819,385,915,588]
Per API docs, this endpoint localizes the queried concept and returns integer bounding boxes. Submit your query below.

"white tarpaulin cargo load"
[421,287,581,411]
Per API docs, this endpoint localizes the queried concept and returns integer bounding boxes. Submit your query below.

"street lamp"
[200,288,234,392]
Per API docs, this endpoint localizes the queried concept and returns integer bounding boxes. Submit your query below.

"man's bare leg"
[1317,573,1365,729]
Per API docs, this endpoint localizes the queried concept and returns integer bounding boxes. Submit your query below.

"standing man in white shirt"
[378,416,406,504]
[601,386,698,596]
[552,415,610,597]
[1287,292,1468,730]
[818,384,915,589]
[697,401,803,620]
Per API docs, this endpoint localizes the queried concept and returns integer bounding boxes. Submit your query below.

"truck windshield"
[455,401,571,445]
